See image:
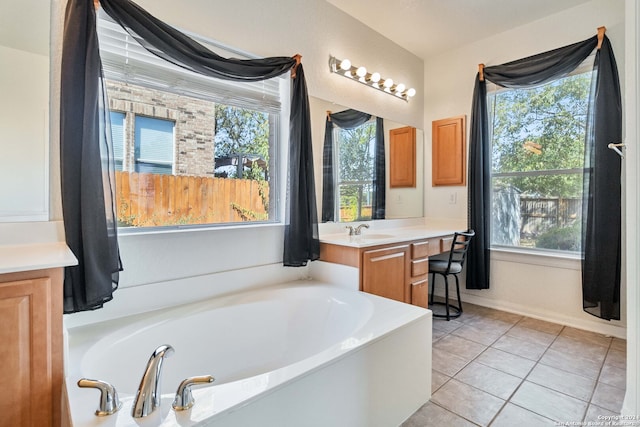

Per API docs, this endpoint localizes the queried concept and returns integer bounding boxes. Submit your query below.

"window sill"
[490,247,581,271]
[117,221,282,238]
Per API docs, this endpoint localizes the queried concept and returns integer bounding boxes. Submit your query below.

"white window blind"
[109,111,125,169]
[134,116,174,174]
[96,12,282,113]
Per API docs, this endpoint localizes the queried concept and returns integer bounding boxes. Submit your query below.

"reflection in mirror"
[0,0,50,221]
[309,97,424,223]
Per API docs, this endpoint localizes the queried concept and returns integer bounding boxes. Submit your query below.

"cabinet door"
[0,277,53,427]
[389,126,416,188]
[362,245,410,303]
[432,115,466,186]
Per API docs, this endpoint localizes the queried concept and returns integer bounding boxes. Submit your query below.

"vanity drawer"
[411,258,429,277]
[411,241,430,259]
[440,237,454,253]
[411,276,428,308]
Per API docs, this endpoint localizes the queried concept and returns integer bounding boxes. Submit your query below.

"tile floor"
[402,303,627,427]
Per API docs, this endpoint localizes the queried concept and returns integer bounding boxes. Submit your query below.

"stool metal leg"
[454,274,463,314]
[444,275,450,321]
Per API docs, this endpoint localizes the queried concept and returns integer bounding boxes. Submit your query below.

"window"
[98,13,282,228]
[334,120,376,222]
[109,111,125,171]
[489,71,591,253]
[134,116,174,175]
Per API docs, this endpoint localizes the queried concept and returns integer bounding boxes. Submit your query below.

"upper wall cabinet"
[432,116,466,186]
[390,126,416,188]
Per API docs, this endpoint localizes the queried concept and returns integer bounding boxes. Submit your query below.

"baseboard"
[458,292,627,339]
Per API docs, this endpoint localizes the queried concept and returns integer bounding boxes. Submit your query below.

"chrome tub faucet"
[132,344,175,418]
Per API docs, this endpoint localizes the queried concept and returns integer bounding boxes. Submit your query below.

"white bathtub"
[65,281,432,426]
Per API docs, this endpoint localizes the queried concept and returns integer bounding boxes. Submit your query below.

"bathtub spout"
[132,344,175,418]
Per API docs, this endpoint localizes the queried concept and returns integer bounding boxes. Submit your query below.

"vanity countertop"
[319,219,467,248]
[0,242,78,274]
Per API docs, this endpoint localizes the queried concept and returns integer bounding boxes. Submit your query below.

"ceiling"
[327,0,593,59]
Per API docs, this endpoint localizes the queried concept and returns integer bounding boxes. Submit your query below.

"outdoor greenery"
[490,73,591,198]
[489,72,591,251]
[214,104,270,181]
[337,121,376,222]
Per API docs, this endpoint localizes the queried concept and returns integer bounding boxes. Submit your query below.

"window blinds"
[97,12,282,113]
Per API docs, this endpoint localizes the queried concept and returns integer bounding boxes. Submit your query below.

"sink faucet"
[346,224,370,236]
[132,344,174,418]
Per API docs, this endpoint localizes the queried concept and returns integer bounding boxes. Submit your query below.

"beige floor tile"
[434,334,488,361]
[432,318,465,334]
[539,348,603,380]
[401,401,477,427]
[433,328,447,342]
[610,337,626,352]
[526,363,596,401]
[516,317,564,335]
[510,381,588,422]
[454,361,522,400]
[432,347,470,377]
[452,324,504,346]
[560,326,612,348]
[605,349,626,370]
[475,347,536,378]
[432,370,451,393]
[591,382,625,413]
[550,335,608,362]
[492,334,548,361]
[583,404,620,423]
[483,310,523,325]
[490,403,556,427]
[506,324,558,347]
[599,363,626,390]
[431,379,505,426]
[464,316,513,334]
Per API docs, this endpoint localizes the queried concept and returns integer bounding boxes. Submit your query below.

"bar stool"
[429,230,475,321]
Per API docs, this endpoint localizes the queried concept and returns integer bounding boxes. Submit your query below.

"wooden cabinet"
[362,245,410,303]
[320,233,454,308]
[0,268,64,427]
[389,126,416,188]
[432,116,466,186]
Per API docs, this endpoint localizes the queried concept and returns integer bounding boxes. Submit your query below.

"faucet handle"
[77,378,122,416]
[172,375,215,411]
[345,225,355,236]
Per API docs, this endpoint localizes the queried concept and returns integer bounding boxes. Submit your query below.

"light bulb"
[339,59,351,71]
[406,88,416,97]
[383,78,394,89]
[395,83,406,93]
[356,66,367,78]
[370,72,381,83]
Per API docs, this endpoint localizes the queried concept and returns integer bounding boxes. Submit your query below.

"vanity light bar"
[329,56,416,101]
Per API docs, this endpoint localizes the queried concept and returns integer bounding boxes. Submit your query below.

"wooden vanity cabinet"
[362,244,411,303]
[0,268,64,427]
[320,233,454,309]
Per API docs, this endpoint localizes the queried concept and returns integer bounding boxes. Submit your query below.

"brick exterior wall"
[105,80,216,176]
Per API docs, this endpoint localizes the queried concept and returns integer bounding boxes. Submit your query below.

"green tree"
[490,73,591,198]
[337,122,376,221]
[214,104,269,180]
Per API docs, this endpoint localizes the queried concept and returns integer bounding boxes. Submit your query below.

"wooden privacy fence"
[115,171,269,227]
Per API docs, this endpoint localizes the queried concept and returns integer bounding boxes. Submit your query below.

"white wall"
[0,45,49,221]
[424,0,627,336]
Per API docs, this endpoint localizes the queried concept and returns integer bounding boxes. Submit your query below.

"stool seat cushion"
[428,260,462,274]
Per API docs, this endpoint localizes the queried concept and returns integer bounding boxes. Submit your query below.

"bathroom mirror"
[0,0,50,221]
[309,96,424,222]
